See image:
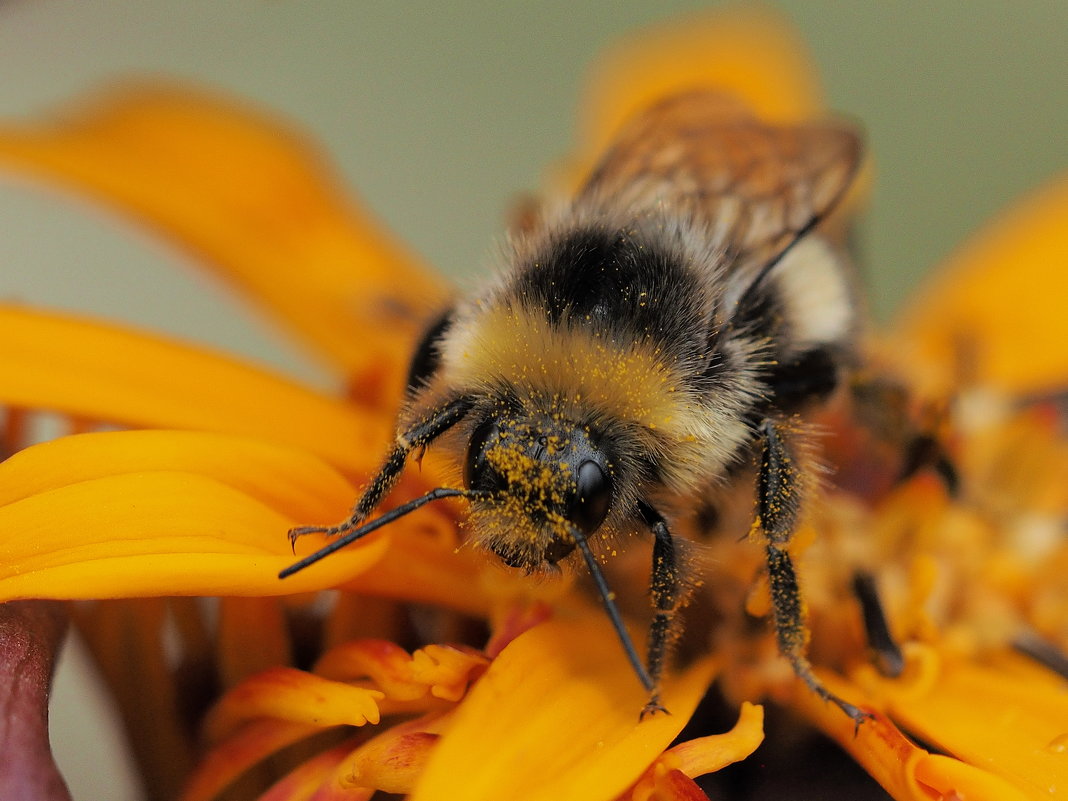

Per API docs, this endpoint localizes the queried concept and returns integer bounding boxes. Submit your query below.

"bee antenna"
[570,524,655,693]
[279,487,489,579]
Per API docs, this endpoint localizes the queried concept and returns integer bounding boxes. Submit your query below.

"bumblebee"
[282,91,866,721]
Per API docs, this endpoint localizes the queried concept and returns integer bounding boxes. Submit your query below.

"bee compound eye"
[569,459,612,534]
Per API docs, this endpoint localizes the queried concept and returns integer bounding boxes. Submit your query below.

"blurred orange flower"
[0,7,1064,801]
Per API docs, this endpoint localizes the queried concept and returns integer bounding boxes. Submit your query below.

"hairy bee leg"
[852,571,905,678]
[757,419,870,724]
[765,544,867,724]
[849,375,959,496]
[898,433,959,495]
[288,395,474,547]
[1013,630,1068,681]
[637,501,680,718]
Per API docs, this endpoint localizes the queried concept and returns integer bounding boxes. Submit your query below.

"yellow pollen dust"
[484,435,571,512]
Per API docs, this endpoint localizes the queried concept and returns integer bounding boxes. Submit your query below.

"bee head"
[463,413,613,568]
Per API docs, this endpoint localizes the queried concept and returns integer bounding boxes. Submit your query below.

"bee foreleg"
[637,501,681,719]
[757,418,869,724]
[288,395,474,547]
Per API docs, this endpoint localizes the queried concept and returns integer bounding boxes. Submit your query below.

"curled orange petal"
[204,667,385,743]
[623,702,764,801]
[342,713,451,795]
[667,701,764,779]
[788,672,934,801]
[314,640,487,704]
[0,83,448,384]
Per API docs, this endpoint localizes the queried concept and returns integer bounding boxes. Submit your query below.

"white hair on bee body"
[759,236,859,352]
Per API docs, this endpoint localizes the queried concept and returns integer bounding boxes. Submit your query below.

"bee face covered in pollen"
[462,410,614,569]
[283,90,871,722]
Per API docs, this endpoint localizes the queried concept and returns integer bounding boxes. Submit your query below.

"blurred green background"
[0,2,1064,799]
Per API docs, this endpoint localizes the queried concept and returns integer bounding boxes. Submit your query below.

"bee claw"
[287,524,337,552]
[639,695,670,721]
[843,703,875,736]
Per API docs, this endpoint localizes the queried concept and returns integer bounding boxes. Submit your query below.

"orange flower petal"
[0,84,448,380]
[0,306,390,474]
[0,467,389,601]
[623,702,764,801]
[217,597,292,688]
[573,7,824,181]
[896,174,1068,396]
[912,754,1035,801]
[205,667,385,743]
[855,645,1068,800]
[0,429,355,520]
[632,770,708,801]
[348,731,439,795]
[179,720,321,801]
[788,672,939,801]
[343,713,451,795]
[666,701,764,779]
[0,430,476,604]
[314,640,487,704]
[257,741,373,801]
[340,531,497,618]
[411,616,718,801]
[793,642,1065,801]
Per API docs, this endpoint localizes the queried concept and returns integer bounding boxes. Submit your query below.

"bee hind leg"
[757,418,870,725]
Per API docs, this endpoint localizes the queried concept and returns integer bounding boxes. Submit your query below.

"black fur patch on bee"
[512,225,713,367]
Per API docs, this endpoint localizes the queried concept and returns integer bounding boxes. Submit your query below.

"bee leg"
[1013,630,1068,681]
[637,501,681,719]
[849,375,959,496]
[757,418,869,724]
[852,571,905,678]
[898,433,959,495]
[288,395,474,547]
